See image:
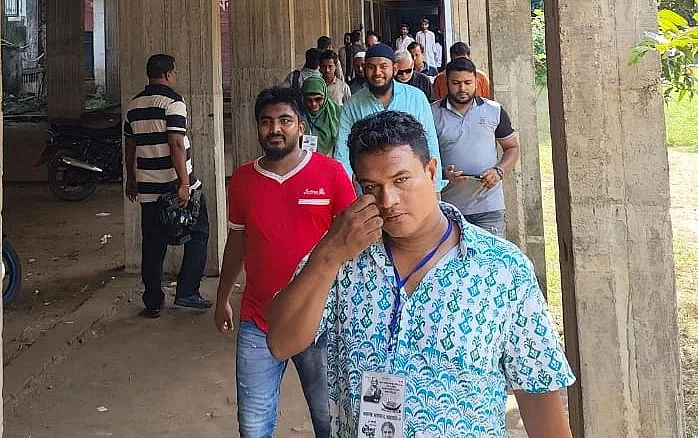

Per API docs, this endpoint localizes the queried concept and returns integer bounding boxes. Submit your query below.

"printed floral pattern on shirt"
[315,202,576,438]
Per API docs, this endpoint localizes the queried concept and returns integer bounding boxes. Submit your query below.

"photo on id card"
[357,371,406,438]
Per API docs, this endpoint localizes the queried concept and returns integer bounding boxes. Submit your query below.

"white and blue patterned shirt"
[314,203,575,437]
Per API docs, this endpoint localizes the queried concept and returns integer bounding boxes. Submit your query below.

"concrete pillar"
[464,0,489,76]
[46,0,85,119]
[119,0,226,276]
[294,0,329,67]
[487,0,547,290]
[450,0,547,289]
[104,0,120,102]
[93,0,106,89]
[228,0,296,172]
[545,0,684,436]
[329,0,351,47]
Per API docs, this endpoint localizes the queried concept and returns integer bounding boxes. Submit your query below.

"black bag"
[157,189,202,245]
[291,69,302,91]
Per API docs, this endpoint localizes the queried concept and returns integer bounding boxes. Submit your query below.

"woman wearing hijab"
[301,76,340,157]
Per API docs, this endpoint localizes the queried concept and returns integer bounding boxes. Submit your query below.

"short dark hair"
[407,41,424,53]
[400,23,409,29]
[254,87,303,122]
[146,54,175,79]
[317,36,332,50]
[366,30,379,39]
[348,111,429,172]
[381,422,396,433]
[351,30,362,43]
[445,58,477,77]
[420,18,430,25]
[450,42,471,58]
[304,48,321,69]
[319,50,339,64]
[344,32,352,40]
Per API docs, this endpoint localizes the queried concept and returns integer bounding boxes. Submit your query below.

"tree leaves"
[630,8,698,101]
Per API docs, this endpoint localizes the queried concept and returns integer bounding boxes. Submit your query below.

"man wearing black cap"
[333,43,445,192]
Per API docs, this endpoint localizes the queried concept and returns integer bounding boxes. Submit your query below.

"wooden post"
[46,0,85,119]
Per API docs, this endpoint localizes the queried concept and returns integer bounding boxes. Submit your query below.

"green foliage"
[665,96,698,152]
[531,0,544,14]
[659,0,698,23]
[531,9,548,90]
[630,4,698,101]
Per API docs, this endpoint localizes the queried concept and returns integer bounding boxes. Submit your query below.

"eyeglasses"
[397,68,413,76]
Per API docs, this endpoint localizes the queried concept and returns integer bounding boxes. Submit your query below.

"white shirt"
[416,30,436,67]
[434,42,443,69]
[396,35,415,51]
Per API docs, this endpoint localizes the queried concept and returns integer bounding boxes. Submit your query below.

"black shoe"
[174,295,213,309]
[142,306,162,318]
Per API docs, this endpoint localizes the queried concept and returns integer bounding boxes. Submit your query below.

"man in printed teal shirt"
[268,111,575,437]
[334,43,446,191]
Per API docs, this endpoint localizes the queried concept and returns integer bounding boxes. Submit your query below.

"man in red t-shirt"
[214,87,355,438]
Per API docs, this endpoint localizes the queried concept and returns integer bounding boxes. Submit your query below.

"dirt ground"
[2,183,125,367]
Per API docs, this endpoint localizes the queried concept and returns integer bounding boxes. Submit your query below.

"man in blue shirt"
[334,43,446,191]
[267,111,575,438]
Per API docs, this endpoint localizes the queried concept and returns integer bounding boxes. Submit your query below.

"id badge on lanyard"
[358,220,454,437]
[358,371,407,438]
[301,135,319,152]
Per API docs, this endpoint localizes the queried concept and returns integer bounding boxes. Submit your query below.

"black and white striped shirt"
[124,84,201,203]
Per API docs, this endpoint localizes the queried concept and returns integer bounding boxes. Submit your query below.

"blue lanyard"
[383,220,453,352]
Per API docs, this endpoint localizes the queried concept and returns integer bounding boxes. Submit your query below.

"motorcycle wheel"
[47,149,98,201]
[2,239,22,306]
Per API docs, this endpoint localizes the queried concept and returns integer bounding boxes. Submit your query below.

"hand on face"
[318,195,384,264]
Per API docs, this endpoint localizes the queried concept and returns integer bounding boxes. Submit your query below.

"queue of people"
[126,22,575,438]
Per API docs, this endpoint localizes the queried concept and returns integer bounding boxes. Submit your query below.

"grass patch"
[665,97,698,153]
[676,237,698,436]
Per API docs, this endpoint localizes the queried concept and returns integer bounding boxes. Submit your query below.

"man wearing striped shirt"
[124,54,212,318]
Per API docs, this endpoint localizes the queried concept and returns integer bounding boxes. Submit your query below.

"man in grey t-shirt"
[431,58,520,238]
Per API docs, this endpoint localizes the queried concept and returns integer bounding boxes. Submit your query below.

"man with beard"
[266,111,574,437]
[348,51,368,94]
[432,58,520,237]
[433,42,491,100]
[333,43,445,191]
[214,87,355,437]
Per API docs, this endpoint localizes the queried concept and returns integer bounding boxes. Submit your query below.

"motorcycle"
[36,123,123,201]
[2,236,22,306]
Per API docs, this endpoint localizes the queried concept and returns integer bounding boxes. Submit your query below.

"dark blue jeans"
[140,193,209,310]
[236,321,330,438]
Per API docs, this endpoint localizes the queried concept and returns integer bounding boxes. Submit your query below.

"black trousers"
[140,193,209,310]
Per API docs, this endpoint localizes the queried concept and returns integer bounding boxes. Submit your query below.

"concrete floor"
[3,278,530,438]
[4,281,317,438]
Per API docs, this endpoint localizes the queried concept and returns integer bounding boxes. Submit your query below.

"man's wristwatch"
[493,166,505,180]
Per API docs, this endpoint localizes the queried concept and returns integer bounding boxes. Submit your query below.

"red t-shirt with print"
[227,151,356,333]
